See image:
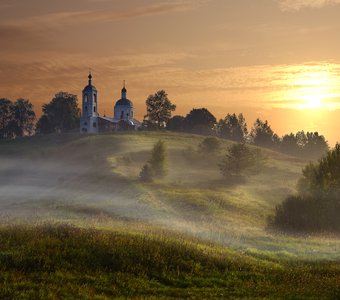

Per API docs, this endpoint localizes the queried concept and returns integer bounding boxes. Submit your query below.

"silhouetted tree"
[144,90,176,130]
[280,133,300,156]
[251,118,279,149]
[184,108,216,135]
[0,98,35,139]
[167,115,185,132]
[0,98,14,139]
[36,92,80,134]
[217,113,248,142]
[10,99,35,137]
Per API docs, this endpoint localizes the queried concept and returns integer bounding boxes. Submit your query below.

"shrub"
[198,137,221,154]
[219,143,264,178]
[139,164,154,182]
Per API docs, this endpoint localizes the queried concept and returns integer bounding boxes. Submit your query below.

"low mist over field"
[1,132,339,260]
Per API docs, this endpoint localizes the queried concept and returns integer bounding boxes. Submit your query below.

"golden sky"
[1,0,340,144]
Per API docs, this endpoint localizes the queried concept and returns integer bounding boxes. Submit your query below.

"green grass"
[0,224,339,299]
[0,131,340,298]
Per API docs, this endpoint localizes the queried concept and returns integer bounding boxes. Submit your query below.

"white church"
[80,73,141,133]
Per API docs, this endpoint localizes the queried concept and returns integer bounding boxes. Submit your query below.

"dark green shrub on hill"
[270,144,340,233]
[139,140,167,181]
[219,143,265,178]
[198,137,221,154]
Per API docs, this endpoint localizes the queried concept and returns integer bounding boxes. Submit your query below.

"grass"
[0,131,340,298]
[0,224,340,299]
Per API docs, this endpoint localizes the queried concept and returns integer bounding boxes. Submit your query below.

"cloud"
[278,0,340,11]
[4,0,208,29]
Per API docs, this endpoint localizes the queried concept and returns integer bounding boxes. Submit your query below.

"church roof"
[115,98,133,107]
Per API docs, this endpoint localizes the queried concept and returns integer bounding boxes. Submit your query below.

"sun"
[285,67,338,110]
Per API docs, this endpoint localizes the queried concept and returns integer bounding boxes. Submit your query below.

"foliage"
[217,113,248,142]
[0,98,35,139]
[251,118,279,149]
[139,163,154,182]
[167,115,185,132]
[36,92,80,134]
[219,143,264,178]
[149,140,167,177]
[271,144,340,233]
[184,108,217,135]
[198,136,221,154]
[144,90,176,130]
[280,131,328,160]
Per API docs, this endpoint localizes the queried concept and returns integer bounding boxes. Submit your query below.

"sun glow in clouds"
[283,65,340,110]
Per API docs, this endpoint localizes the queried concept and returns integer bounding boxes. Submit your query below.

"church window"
[94,106,96,113]
[85,106,88,112]
[84,95,88,103]
[120,111,124,119]
[93,122,97,127]
[94,94,97,103]
[84,122,87,126]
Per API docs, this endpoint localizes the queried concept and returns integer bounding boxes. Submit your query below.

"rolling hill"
[0,131,339,299]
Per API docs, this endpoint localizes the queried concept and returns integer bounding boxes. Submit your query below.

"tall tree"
[251,118,279,149]
[217,113,248,142]
[0,98,14,139]
[184,108,217,135]
[36,92,80,134]
[11,99,36,137]
[144,90,176,130]
[166,115,185,132]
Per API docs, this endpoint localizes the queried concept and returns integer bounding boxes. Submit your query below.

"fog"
[1,138,340,261]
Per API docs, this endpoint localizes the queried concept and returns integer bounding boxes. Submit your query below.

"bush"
[139,164,154,182]
[270,144,340,233]
[219,143,264,178]
[198,137,221,154]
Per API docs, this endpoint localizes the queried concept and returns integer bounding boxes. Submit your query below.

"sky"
[1,0,340,144]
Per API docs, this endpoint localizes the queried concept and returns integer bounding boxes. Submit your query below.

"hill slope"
[0,132,340,298]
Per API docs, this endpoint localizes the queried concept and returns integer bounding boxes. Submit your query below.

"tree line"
[0,89,330,161]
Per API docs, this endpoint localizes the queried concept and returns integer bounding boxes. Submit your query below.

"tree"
[10,99,35,137]
[139,164,154,182]
[0,98,14,139]
[144,90,176,130]
[36,92,80,134]
[251,118,279,149]
[270,144,340,233]
[0,98,35,139]
[219,143,263,178]
[217,113,248,142]
[167,115,185,132]
[184,108,216,135]
[280,133,299,156]
[149,140,167,177]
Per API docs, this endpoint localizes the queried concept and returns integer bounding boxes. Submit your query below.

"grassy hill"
[0,131,340,298]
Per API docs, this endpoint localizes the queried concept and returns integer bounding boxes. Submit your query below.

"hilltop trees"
[144,90,176,130]
[251,118,279,149]
[36,92,80,134]
[183,108,216,135]
[0,98,35,139]
[217,113,248,142]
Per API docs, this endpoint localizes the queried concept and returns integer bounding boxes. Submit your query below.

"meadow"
[0,131,340,299]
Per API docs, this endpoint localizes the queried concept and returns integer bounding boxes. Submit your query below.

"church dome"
[115,98,133,107]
